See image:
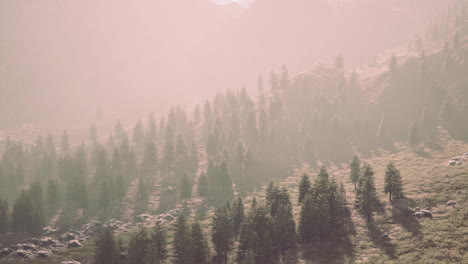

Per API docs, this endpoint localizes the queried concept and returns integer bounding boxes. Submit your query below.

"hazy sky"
[0,0,450,126]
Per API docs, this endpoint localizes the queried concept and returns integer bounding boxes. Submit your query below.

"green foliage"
[384,162,404,202]
[128,227,150,264]
[355,164,379,222]
[180,173,192,203]
[0,197,9,234]
[173,213,192,264]
[212,204,234,264]
[350,155,361,190]
[190,221,210,264]
[94,228,118,264]
[298,173,311,204]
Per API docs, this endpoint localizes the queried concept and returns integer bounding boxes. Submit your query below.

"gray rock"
[15,249,33,258]
[136,214,150,222]
[449,161,456,166]
[40,237,58,247]
[16,243,37,250]
[447,200,458,206]
[61,233,78,241]
[163,214,174,221]
[67,240,82,248]
[43,226,58,235]
[37,249,54,258]
[0,248,13,256]
[62,261,81,264]
[414,209,433,218]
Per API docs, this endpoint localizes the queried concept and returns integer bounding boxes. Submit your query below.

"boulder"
[16,243,37,250]
[15,249,33,258]
[40,237,58,247]
[0,248,13,257]
[449,161,456,166]
[447,200,458,206]
[414,209,433,218]
[67,240,82,248]
[62,261,81,264]
[61,233,78,242]
[136,214,150,222]
[457,161,462,166]
[43,226,58,235]
[451,157,460,161]
[162,214,174,221]
[37,249,54,258]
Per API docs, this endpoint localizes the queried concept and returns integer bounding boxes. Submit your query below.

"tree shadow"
[301,208,356,263]
[391,198,422,236]
[366,219,397,259]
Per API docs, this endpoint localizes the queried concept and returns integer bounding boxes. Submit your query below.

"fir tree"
[0,197,9,234]
[191,221,210,264]
[232,195,245,238]
[384,162,404,202]
[197,173,209,205]
[128,227,150,264]
[61,131,70,154]
[298,173,311,204]
[94,228,118,264]
[180,173,192,204]
[46,179,59,214]
[212,205,234,264]
[356,164,378,222]
[11,191,34,234]
[349,155,361,190]
[173,213,191,264]
[408,120,420,150]
[145,223,168,264]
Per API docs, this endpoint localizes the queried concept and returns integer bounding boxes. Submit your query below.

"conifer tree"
[94,228,118,264]
[173,213,191,264]
[349,155,361,190]
[46,179,59,214]
[0,197,9,234]
[142,140,157,173]
[61,131,70,154]
[197,173,209,205]
[191,221,210,264]
[11,191,34,234]
[212,205,234,264]
[384,162,404,202]
[180,173,192,204]
[273,188,296,260]
[232,195,245,238]
[298,173,311,204]
[298,193,314,243]
[145,223,168,264]
[408,120,420,150]
[355,164,378,222]
[128,227,150,264]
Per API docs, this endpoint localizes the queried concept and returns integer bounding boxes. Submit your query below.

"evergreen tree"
[61,131,70,154]
[29,181,45,231]
[180,173,192,204]
[99,181,111,218]
[355,164,378,223]
[0,197,9,234]
[147,112,157,140]
[173,213,191,264]
[142,140,157,172]
[298,173,311,204]
[145,223,168,264]
[384,162,404,202]
[272,188,296,260]
[408,120,420,150]
[115,173,125,204]
[232,195,245,238]
[11,191,34,234]
[349,155,361,190]
[197,173,209,205]
[46,179,59,214]
[212,205,234,264]
[128,227,150,264]
[191,221,210,264]
[94,228,118,264]
[298,193,314,243]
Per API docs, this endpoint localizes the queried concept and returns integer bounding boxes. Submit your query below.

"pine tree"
[11,191,34,234]
[46,179,59,214]
[142,140,157,173]
[128,227,150,264]
[115,173,125,204]
[173,213,191,264]
[384,162,404,202]
[145,223,168,264]
[355,164,378,223]
[29,181,45,232]
[408,120,420,150]
[0,197,9,234]
[180,173,192,204]
[191,221,210,264]
[232,195,245,238]
[212,205,234,264]
[197,173,209,205]
[349,155,361,190]
[273,188,296,260]
[298,193,314,243]
[61,131,70,154]
[298,173,311,204]
[94,228,118,264]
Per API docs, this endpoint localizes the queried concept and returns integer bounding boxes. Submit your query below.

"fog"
[0,0,450,126]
